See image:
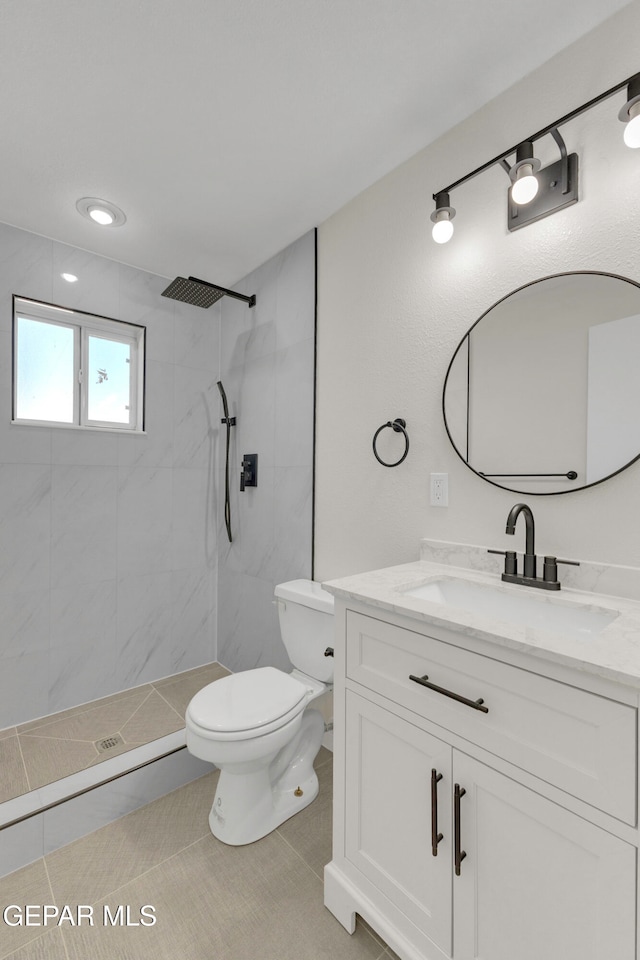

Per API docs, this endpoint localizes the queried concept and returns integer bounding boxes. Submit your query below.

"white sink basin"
[401,578,618,639]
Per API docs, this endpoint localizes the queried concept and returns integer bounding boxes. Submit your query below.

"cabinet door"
[452,752,636,960]
[345,691,452,954]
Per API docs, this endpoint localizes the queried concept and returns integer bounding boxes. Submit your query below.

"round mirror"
[443,271,640,495]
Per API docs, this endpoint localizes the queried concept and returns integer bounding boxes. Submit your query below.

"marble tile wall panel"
[117,264,176,363]
[48,581,118,713]
[225,352,277,468]
[219,263,277,372]
[171,467,217,571]
[116,466,173,578]
[117,359,174,468]
[51,243,120,318]
[0,221,219,727]
[50,465,118,589]
[116,572,176,688]
[275,226,316,350]
[216,230,315,674]
[217,567,291,674]
[173,364,219,469]
[275,337,315,467]
[0,224,52,330]
[0,463,51,594]
[270,465,314,585]
[169,568,216,674]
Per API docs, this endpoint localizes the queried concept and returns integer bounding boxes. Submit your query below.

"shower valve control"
[240,454,258,491]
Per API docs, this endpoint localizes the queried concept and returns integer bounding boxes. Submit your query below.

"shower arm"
[189,277,256,308]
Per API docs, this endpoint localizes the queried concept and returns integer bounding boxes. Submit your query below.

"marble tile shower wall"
[217,230,315,673]
[0,222,219,728]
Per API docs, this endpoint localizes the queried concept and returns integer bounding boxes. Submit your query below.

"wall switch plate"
[430,473,448,507]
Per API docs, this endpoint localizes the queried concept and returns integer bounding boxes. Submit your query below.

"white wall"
[315,4,640,580]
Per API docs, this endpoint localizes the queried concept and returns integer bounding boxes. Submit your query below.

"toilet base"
[208,708,325,845]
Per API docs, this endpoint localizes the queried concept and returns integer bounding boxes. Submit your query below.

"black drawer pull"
[431,768,443,856]
[454,783,467,876]
[409,674,489,714]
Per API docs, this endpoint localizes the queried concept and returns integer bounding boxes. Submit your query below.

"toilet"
[185,579,334,846]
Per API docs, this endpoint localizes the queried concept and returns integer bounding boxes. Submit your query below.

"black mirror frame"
[442,270,640,496]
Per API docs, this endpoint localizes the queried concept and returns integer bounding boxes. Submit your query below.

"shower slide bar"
[218,381,234,542]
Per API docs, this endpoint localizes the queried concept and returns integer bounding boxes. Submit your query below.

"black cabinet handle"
[409,674,489,714]
[454,783,467,876]
[431,769,443,856]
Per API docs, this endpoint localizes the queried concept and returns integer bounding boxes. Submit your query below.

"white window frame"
[12,296,145,433]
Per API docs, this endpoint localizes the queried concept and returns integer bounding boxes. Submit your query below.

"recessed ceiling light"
[61,273,78,283]
[76,197,126,227]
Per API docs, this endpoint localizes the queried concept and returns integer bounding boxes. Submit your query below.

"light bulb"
[624,103,640,148]
[89,207,114,225]
[432,215,453,244]
[61,273,78,283]
[511,164,539,205]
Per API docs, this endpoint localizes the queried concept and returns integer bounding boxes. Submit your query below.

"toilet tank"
[274,579,334,683]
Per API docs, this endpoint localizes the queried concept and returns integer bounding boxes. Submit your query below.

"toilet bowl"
[186,579,334,846]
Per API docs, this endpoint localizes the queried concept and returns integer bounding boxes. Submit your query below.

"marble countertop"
[322,558,640,690]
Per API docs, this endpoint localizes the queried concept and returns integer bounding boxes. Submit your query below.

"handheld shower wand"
[217,381,235,543]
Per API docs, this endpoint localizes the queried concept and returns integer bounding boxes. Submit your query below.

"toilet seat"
[186,667,309,742]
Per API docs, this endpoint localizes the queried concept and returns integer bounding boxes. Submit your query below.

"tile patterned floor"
[0,750,399,960]
[0,664,229,803]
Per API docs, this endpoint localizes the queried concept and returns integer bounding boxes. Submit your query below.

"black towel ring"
[372,419,409,467]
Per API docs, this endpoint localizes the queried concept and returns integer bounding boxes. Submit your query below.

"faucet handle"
[487,549,518,576]
[543,556,580,583]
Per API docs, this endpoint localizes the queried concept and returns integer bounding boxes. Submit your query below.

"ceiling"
[0,0,630,284]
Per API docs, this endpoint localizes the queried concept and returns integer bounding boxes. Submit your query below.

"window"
[13,297,145,431]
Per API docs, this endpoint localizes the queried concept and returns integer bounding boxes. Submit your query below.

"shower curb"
[0,732,211,879]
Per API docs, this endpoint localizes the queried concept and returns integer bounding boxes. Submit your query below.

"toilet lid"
[187,667,308,733]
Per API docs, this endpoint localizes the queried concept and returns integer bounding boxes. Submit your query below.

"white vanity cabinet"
[325,603,639,960]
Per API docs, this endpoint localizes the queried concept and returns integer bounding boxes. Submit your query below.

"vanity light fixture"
[75,197,127,227]
[431,69,640,242]
[505,128,578,231]
[430,192,455,243]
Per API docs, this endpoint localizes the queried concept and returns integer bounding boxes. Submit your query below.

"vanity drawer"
[346,611,637,824]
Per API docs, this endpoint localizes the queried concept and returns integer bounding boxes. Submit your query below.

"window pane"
[87,335,132,424]
[16,316,75,423]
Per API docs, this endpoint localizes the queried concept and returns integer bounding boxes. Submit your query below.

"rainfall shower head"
[161,276,256,309]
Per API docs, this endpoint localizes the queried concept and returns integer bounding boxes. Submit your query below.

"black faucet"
[506,503,537,578]
[488,502,579,591]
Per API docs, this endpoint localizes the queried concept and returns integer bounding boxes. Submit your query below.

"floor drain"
[95,734,124,753]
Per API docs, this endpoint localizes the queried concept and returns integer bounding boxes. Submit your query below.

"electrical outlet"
[430,473,448,507]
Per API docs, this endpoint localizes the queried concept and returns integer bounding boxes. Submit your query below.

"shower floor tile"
[0,662,229,802]
[0,751,394,960]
